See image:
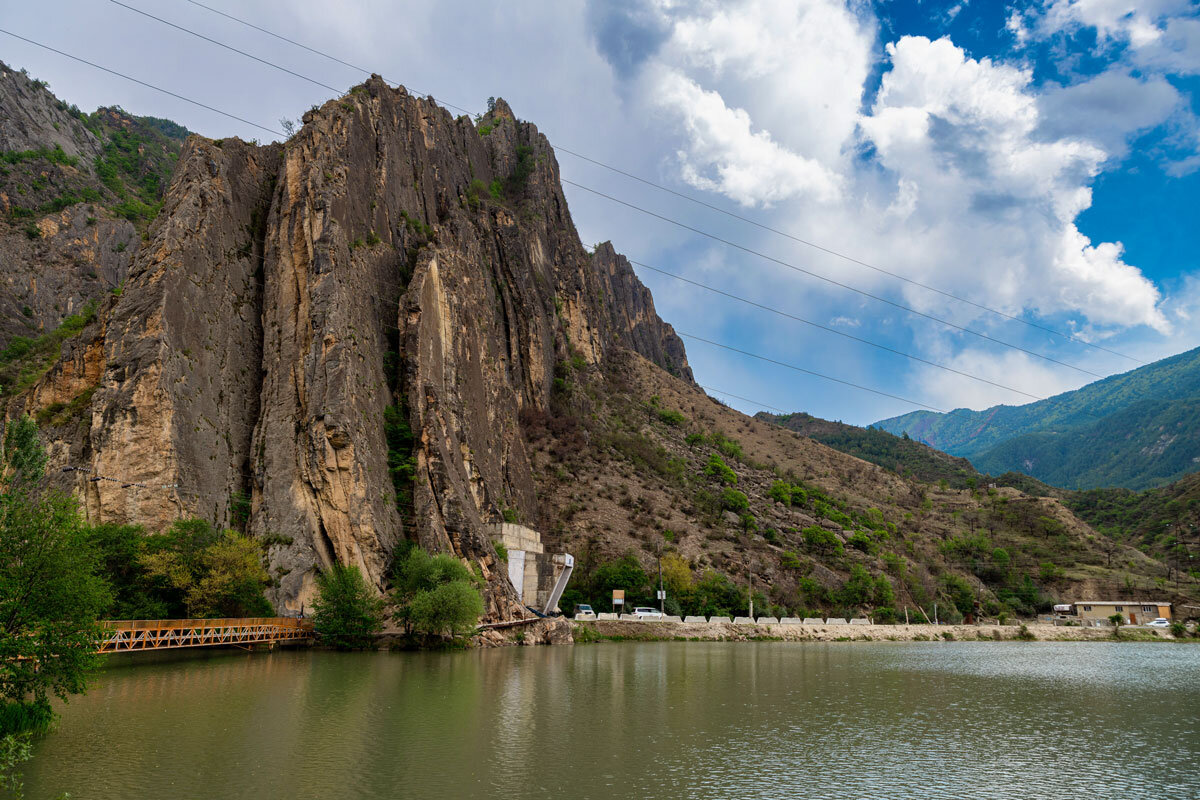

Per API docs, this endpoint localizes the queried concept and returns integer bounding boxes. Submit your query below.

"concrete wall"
[486,522,569,612]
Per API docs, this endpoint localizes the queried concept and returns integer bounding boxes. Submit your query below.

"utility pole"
[934,603,938,626]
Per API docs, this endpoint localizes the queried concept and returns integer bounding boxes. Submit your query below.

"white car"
[574,604,596,620]
[632,607,663,619]
[1146,618,1170,628]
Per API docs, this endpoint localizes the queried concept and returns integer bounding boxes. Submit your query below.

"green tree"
[391,545,484,638]
[0,418,110,735]
[312,564,385,649]
[139,520,270,617]
[591,552,649,610]
[940,574,976,619]
[838,565,875,607]
[84,523,168,619]
[688,570,744,617]
[802,525,844,556]
[720,488,749,513]
[660,552,693,599]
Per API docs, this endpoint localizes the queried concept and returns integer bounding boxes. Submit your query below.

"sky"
[2,0,1199,426]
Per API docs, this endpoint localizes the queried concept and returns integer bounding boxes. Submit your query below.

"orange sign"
[612,589,625,606]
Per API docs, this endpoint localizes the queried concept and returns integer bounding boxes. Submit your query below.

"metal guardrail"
[97,618,314,653]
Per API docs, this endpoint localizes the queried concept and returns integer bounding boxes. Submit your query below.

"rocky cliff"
[9,76,690,617]
[0,62,187,349]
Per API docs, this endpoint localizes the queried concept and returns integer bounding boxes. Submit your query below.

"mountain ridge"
[874,345,1200,490]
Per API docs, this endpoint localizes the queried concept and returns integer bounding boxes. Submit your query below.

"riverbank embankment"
[573,619,1180,643]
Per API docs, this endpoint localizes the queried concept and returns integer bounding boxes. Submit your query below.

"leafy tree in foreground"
[0,416,110,735]
[312,564,385,650]
[391,545,484,638]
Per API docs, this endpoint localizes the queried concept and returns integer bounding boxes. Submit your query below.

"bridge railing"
[98,617,314,654]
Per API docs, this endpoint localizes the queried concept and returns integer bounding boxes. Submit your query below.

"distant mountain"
[874,346,1200,490]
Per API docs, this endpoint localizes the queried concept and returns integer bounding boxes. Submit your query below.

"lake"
[26,641,1200,799]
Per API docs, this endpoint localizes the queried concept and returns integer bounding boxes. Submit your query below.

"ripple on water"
[26,642,1200,800]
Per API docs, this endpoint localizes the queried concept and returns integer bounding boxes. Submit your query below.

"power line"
[109,0,342,94]
[0,28,1088,414]
[100,2,1112,382]
[634,260,1045,401]
[568,181,1107,380]
[680,333,948,413]
[179,0,1144,366]
[699,385,786,413]
[0,29,284,137]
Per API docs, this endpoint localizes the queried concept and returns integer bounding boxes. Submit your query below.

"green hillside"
[874,345,1200,490]
[972,397,1200,491]
[759,411,1198,575]
[756,411,979,487]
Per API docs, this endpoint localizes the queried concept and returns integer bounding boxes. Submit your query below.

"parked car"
[1146,618,1170,628]
[632,607,663,619]
[574,604,596,619]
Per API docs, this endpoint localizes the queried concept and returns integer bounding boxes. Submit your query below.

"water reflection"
[28,642,1200,799]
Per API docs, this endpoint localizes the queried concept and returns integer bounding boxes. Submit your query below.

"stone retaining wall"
[574,619,1145,643]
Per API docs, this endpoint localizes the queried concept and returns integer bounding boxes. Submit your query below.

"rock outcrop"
[15,78,690,617]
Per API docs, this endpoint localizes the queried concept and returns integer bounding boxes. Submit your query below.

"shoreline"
[571,619,1190,643]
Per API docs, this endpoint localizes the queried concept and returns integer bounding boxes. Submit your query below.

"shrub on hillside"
[802,525,843,556]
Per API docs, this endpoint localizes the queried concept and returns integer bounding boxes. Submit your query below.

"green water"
[25,642,1200,799]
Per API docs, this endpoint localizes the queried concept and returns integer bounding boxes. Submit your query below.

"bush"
[720,488,749,513]
[409,580,484,637]
[312,564,385,650]
[391,545,484,638]
[847,531,876,554]
[802,525,843,555]
[703,453,738,486]
[873,607,898,624]
[657,408,686,427]
[780,550,804,571]
[767,481,792,505]
[1170,621,1186,638]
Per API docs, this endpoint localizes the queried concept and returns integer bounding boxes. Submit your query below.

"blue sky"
[3,0,1198,425]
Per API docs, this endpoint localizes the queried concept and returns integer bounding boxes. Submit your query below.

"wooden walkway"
[98,617,313,654]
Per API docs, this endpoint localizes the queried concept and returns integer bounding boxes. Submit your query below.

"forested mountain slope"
[875,346,1200,490]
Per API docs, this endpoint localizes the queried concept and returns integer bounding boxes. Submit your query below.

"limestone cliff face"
[21,77,689,616]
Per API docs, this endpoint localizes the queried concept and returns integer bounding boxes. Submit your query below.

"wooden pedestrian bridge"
[98,617,313,654]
